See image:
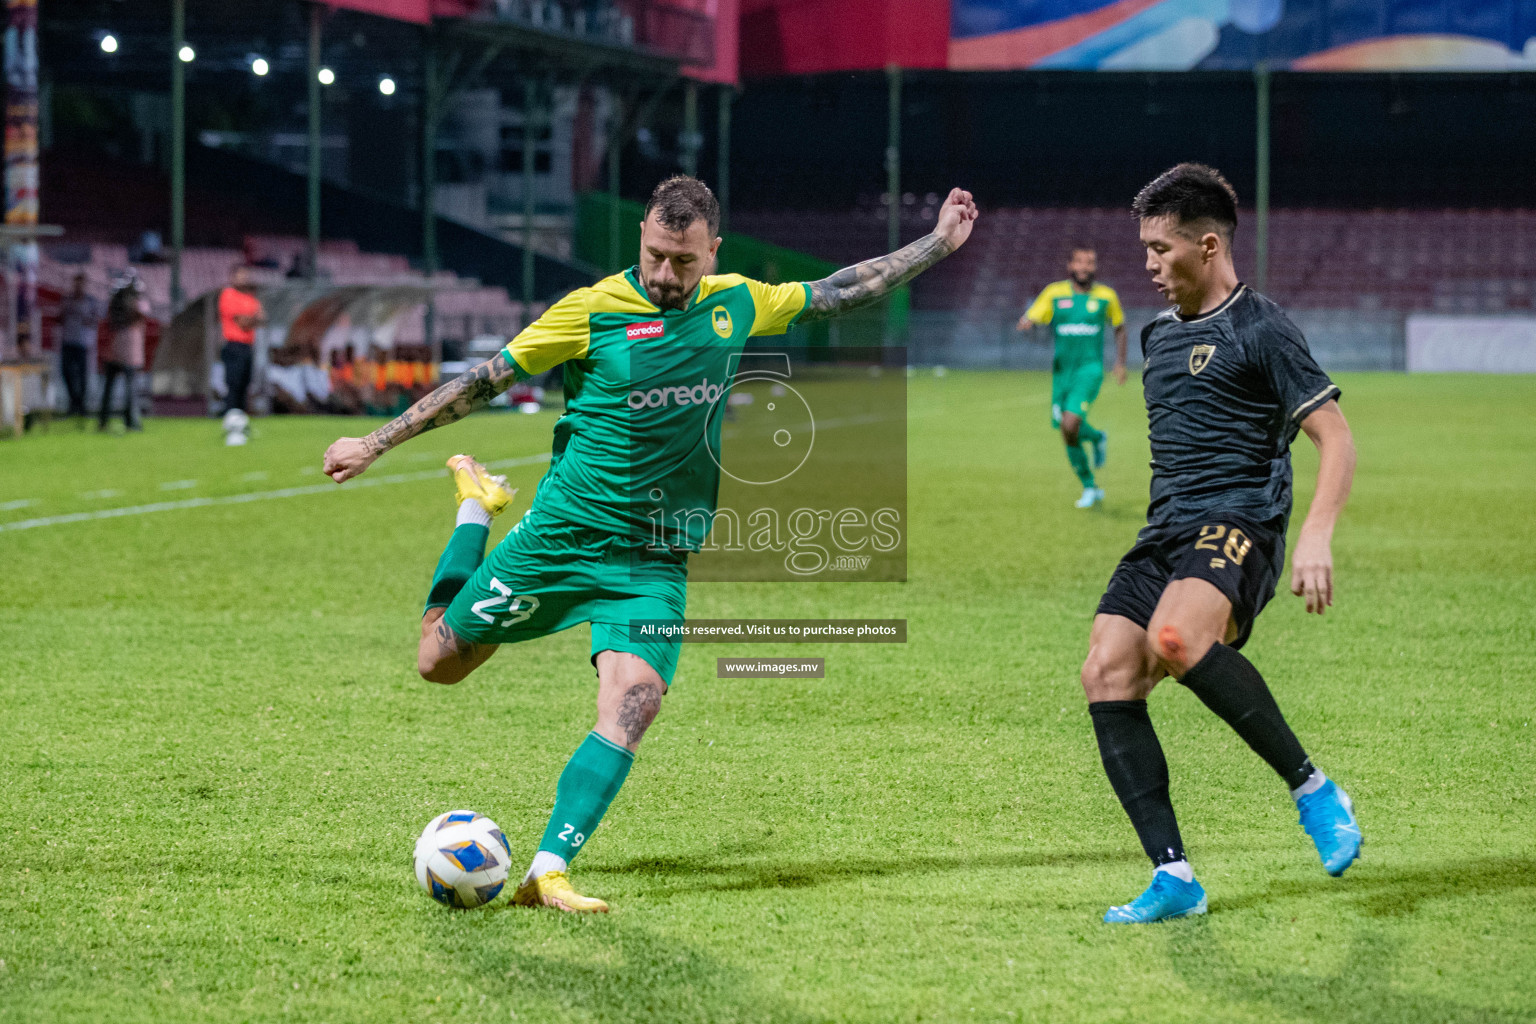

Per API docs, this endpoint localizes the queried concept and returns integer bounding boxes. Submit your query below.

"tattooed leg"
[418,607,499,684]
[615,684,663,746]
[593,650,665,752]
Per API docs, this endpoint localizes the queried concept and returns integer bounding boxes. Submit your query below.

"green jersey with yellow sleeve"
[1024,280,1124,373]
[503,267,810,550]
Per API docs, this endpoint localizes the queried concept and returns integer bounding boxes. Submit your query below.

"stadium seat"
[733,205,1535,317]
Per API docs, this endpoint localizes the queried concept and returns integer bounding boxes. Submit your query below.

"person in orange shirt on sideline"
[217,263,265,443]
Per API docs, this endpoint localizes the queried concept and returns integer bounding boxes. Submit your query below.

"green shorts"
[441,509,688,685]
[1051,364,1103,427]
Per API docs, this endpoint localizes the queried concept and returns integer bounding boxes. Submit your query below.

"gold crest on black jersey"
[1188,344,1215,374]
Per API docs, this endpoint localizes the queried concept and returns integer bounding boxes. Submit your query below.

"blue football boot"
[1091,430,1108,470]
[1297,778,1362,876]
[1103,871,1208,924]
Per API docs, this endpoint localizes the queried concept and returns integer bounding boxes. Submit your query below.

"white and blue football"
[413,811,512,909]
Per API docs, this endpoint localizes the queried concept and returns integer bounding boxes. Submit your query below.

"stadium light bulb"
[378,76,396,96]
[251,57,269,76]
[318,67,335,86]
[178,45,195,63]
[100,34,119,54]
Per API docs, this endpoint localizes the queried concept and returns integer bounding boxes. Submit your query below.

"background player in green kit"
[1017,247,1128,508]
[322,176,978,913]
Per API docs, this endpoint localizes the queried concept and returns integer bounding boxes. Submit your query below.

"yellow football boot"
[511,871,610,913]
[446,454,517,517]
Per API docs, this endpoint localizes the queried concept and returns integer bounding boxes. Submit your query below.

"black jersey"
[1140,285,1339,531]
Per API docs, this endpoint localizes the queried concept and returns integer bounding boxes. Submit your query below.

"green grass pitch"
[2,371,1533,1023]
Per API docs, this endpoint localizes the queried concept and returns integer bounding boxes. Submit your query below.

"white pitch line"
[0,453,552,534]
[0,498,37,512]
[0,397,1001,537]
[159,479,198,491]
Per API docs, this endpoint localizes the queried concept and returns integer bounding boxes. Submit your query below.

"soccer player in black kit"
[1082,164,1362,923]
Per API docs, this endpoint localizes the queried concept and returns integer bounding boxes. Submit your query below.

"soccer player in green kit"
[323,176,978,912]
[1017,246,1128,508]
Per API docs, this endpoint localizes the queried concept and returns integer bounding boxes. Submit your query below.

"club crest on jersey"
[1087,299,1100,313]
[711,306,733,339]
[627,320,664,341]
[1189,344,1216,375]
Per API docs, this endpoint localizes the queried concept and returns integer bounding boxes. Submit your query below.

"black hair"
[1069,245,1096,257]
[644,175,721,236]
[1131,163,1238,241]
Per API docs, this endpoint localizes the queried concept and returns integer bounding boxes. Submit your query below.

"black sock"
[1179,643,1314,790]
[1089,700,1186,866]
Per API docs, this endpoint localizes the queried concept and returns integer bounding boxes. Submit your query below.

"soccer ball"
[413,810,513,909]
[222,408,249,447]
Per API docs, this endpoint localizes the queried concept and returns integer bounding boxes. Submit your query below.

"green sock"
[538,732,635,863]
[1078,420,1104,445]
[1066,444,1097,489]
[424,522,489,611]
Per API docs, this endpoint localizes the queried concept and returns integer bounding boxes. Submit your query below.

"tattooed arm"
[800,187,978,323]
[323,350,519,483]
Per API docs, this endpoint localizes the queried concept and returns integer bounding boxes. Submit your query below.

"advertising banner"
[950,0,1536,70]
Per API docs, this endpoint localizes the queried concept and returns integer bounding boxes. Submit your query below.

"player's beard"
[641,274,690,311]
[1072,272,1095,289]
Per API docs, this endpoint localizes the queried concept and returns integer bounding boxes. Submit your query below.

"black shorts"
[1095,518,1283,650]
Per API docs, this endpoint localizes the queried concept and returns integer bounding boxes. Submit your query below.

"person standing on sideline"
[99,274,151,433]
[218,263,265,444]
[59,272,101,421]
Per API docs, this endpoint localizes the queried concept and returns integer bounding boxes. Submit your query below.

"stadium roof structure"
[46,0,710,94]
[45,0,729,312]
